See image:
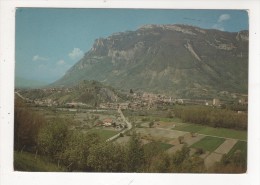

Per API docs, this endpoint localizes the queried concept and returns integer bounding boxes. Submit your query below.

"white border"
[1,1,260,185]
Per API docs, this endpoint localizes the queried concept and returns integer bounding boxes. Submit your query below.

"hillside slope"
[20,80,128,106]
[53,24,248,98]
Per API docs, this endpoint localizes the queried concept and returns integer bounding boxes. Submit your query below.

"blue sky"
[15,9,249,83]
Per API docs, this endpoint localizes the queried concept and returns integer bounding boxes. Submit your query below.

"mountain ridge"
[53,24,248,99]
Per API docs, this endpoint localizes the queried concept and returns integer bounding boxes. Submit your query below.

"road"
[15,91,28,101]
[106,107,132,142]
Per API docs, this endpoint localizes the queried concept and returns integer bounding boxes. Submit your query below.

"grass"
[174,124,205,133]
[227,141,247,160]
[198,127,247,141]
[144,142,173,154]
[158,142,174,150]
[14,151,66,172]
[173,123,247,141]
[87,128,118,141]
[191,136,225,152]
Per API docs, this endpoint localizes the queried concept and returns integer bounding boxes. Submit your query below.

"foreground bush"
[37,119,69,161]
[14,98,44,152]
[61,132,101,171]
[14,151,66,172]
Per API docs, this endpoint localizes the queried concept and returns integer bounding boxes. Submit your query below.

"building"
[213,98,220,106]
[102,118,113,127]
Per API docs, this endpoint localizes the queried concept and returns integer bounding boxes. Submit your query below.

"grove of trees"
[174,106,247,130]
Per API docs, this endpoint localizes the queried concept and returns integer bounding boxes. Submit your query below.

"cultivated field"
[122,109,247,169]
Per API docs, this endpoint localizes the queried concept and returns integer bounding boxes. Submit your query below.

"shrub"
[178,136,184,144]
[14,98,44,152]
[37,119,69,159]
[195,148,204,155]
[61,132,101,171]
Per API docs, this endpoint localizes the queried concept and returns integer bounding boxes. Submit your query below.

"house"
[213,98,220,106]
[102,118,113,127]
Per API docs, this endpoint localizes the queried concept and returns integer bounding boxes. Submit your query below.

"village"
[16,87,248,110]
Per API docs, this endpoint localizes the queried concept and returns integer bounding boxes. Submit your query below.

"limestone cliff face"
[54,24,248,98]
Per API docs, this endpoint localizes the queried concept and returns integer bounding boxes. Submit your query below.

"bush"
[37,119,69,159]
[61,132,101,171]
[14,98,44,152]
[178,136,184,144]
[195,148,204,155]
[87,143,127,172]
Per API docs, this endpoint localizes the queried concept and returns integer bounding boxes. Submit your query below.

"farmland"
[14,95,248,173]
[173,123,247,140]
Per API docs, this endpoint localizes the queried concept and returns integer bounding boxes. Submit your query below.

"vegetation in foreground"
[14,151,66,172]
[14,97,247,173]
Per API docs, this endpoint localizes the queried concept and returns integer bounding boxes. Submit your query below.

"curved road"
[106,107,132,142]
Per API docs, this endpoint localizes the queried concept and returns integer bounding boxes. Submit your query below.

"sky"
[15,9,249,84]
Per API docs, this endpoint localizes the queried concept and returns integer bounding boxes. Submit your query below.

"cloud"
[212,24,225,31]
[218,14,231,22]
[68,48,83,60]
[56,59,72,71]
[57,59,65,65]
[212,14,231,31]
[32,55,48,62]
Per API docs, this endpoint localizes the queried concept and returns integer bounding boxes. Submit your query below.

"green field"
[227,141,247,160]
[144,142,173,152]
[191,136,225,152]
[145,142,173,150]
[87,129,118,141]
[14,151,66,172]
[173,123,247,140]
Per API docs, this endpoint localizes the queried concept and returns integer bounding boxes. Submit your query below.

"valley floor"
[14,99,247,173]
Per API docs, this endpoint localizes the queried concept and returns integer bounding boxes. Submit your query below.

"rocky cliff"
[53,24,248,98]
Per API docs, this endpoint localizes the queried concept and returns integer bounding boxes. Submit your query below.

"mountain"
[19,80,129,106]
[15,77,48,89]
[53,24,248,98]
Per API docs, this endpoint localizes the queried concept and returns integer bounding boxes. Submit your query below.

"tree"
[149,152,171,173]
[171,145,190,172]
[181,156,205,173]
[87,142,127,172]
[61,132,101,171]
[37,119,69,160]
[14,98,44,152]
[143,142,164,172]
[126,131,145,172]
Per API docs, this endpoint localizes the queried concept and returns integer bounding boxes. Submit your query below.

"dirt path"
[204,152,223,169]
[214,139,237,154]
[204,139,238,169]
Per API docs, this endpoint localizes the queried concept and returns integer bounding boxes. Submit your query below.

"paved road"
[106,108,132,142]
